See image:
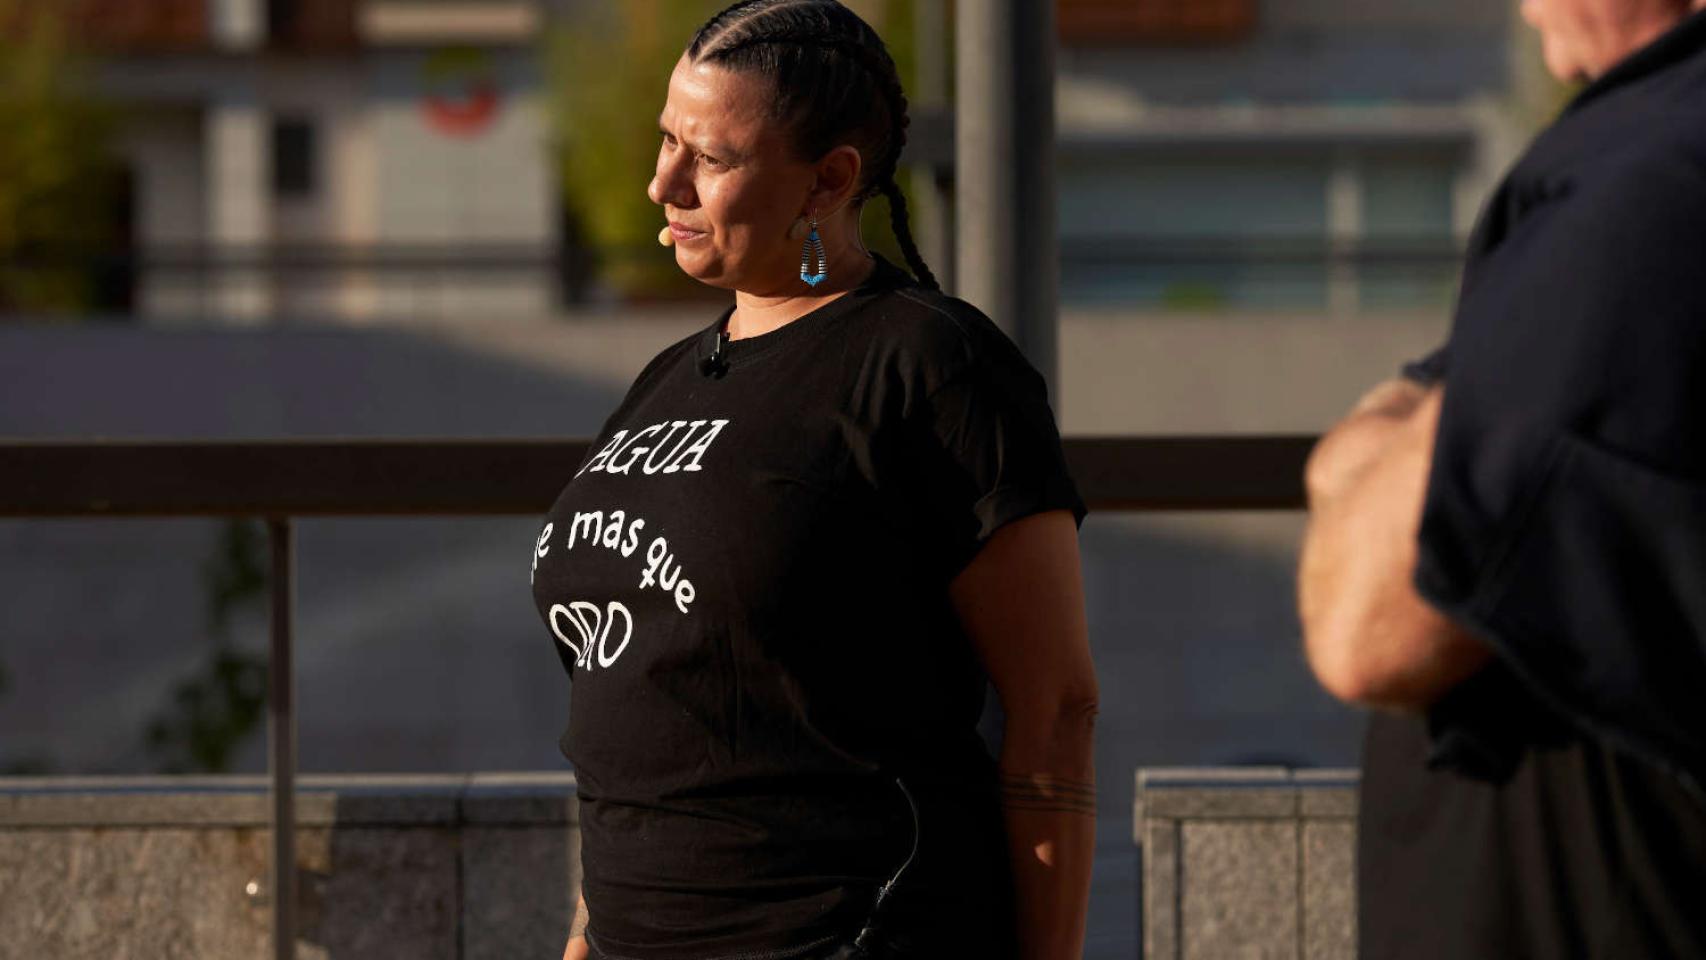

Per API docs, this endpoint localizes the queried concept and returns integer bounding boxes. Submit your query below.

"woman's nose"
[648,150,694,208]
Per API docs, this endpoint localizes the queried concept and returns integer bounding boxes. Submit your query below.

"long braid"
[881,180,938,292]
[861,47,941,292]
[691,1,940,291]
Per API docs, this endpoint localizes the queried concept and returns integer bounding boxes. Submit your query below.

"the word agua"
[577,418,731,478]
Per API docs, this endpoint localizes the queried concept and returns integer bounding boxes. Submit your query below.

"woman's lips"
[668,222,707,243]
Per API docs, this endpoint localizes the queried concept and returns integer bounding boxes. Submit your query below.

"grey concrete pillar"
[954,0,1059,393]
[912,0,953,293]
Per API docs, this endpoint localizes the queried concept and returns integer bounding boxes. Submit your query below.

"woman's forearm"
[998,712,1096,960]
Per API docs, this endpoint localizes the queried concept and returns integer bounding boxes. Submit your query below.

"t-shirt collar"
[694,254,913,368]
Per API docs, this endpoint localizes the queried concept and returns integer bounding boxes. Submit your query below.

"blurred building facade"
[63,0,1537,324]
[1056,0,1524,309]
[79,0,554,323]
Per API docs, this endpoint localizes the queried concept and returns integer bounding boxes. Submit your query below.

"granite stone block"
[302,826,459,959]
[1142,786,1300,820]
[0,791,271,827]
[1180,820,1298,960]
[1143,819,1181,960]
[1303,821,1357,960]
[462,791,578,826]
[462,825,581,960]
[0,777,587,959]
[0,826,270,959]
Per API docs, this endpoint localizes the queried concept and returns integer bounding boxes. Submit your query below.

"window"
[1059,156,1329,308]
[271,117,316,199]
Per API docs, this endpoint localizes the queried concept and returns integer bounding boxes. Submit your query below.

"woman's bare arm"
[562,894,589,960]
[951,510,1097,960]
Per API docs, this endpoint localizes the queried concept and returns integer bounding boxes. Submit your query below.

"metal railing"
[0,435,1314,960]
[0,239,1464,320]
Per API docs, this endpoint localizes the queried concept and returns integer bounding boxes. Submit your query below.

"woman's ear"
[806,145,865,215]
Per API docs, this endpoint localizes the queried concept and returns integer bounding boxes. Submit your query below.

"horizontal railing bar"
[0,436,1314,517]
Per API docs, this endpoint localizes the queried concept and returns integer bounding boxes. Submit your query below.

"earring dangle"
[799,215,828,288]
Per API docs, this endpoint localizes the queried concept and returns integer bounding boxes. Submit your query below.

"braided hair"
[687,0,940,291]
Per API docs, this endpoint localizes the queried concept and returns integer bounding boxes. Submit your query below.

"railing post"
[267,517,297,960]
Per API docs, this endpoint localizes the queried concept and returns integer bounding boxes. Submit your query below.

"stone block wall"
[1137,768,1359,960]
[2,769,1359,958]
[0,774,579,960]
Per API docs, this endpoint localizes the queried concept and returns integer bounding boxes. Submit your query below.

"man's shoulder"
[1568,115,1706,227]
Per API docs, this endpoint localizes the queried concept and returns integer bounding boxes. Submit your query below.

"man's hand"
[1299,385,1491,709]
[1305,378,1431,507]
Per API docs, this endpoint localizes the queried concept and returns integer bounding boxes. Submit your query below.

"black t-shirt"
[531,256,1084,960]
[1362,12,1706,959]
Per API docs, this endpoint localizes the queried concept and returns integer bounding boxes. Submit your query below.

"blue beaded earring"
[799,214,828,288]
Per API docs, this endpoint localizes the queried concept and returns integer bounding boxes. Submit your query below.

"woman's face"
[648,55,818,294]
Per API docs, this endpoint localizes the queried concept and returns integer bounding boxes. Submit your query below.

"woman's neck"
[728,229,876,341]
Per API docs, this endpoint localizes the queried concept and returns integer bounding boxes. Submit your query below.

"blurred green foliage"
[0,0,118,316]
[145,520,270,774]
[548,0,723,301]
[547,0,928,301]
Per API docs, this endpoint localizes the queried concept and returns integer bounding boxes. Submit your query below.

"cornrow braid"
[686,1,941,291]
[881,179,939,292]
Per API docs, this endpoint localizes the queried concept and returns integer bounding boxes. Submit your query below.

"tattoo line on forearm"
[998,772,1097,816]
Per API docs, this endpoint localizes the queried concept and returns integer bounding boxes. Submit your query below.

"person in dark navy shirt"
[1300,2,1706,957]
[533,4,1098,960]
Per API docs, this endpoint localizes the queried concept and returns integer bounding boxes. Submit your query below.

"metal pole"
[267,517,297,960]
[912,0,953,292]
[955,0,1059,393]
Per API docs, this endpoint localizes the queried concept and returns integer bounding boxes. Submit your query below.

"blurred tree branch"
[0,0,119,316]
[144,520,269,774]
[548,0,722,301]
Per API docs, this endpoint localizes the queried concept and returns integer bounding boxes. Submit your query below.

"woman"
[533,3,1097,958]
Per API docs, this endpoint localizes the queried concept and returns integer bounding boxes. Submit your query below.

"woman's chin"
[673,250,738,290]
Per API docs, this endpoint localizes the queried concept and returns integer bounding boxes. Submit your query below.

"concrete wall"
[1137,768,1359,960]
[0,774,580,960]
[1,769,1357,959]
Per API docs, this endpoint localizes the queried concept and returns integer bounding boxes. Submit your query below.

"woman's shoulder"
[860,279,1037,389]
[867,279,1016,358]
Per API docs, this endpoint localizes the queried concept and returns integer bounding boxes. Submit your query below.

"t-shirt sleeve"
[900,324,1087,579]
[1400,344,1449,386]
[1413,148,1706,789]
